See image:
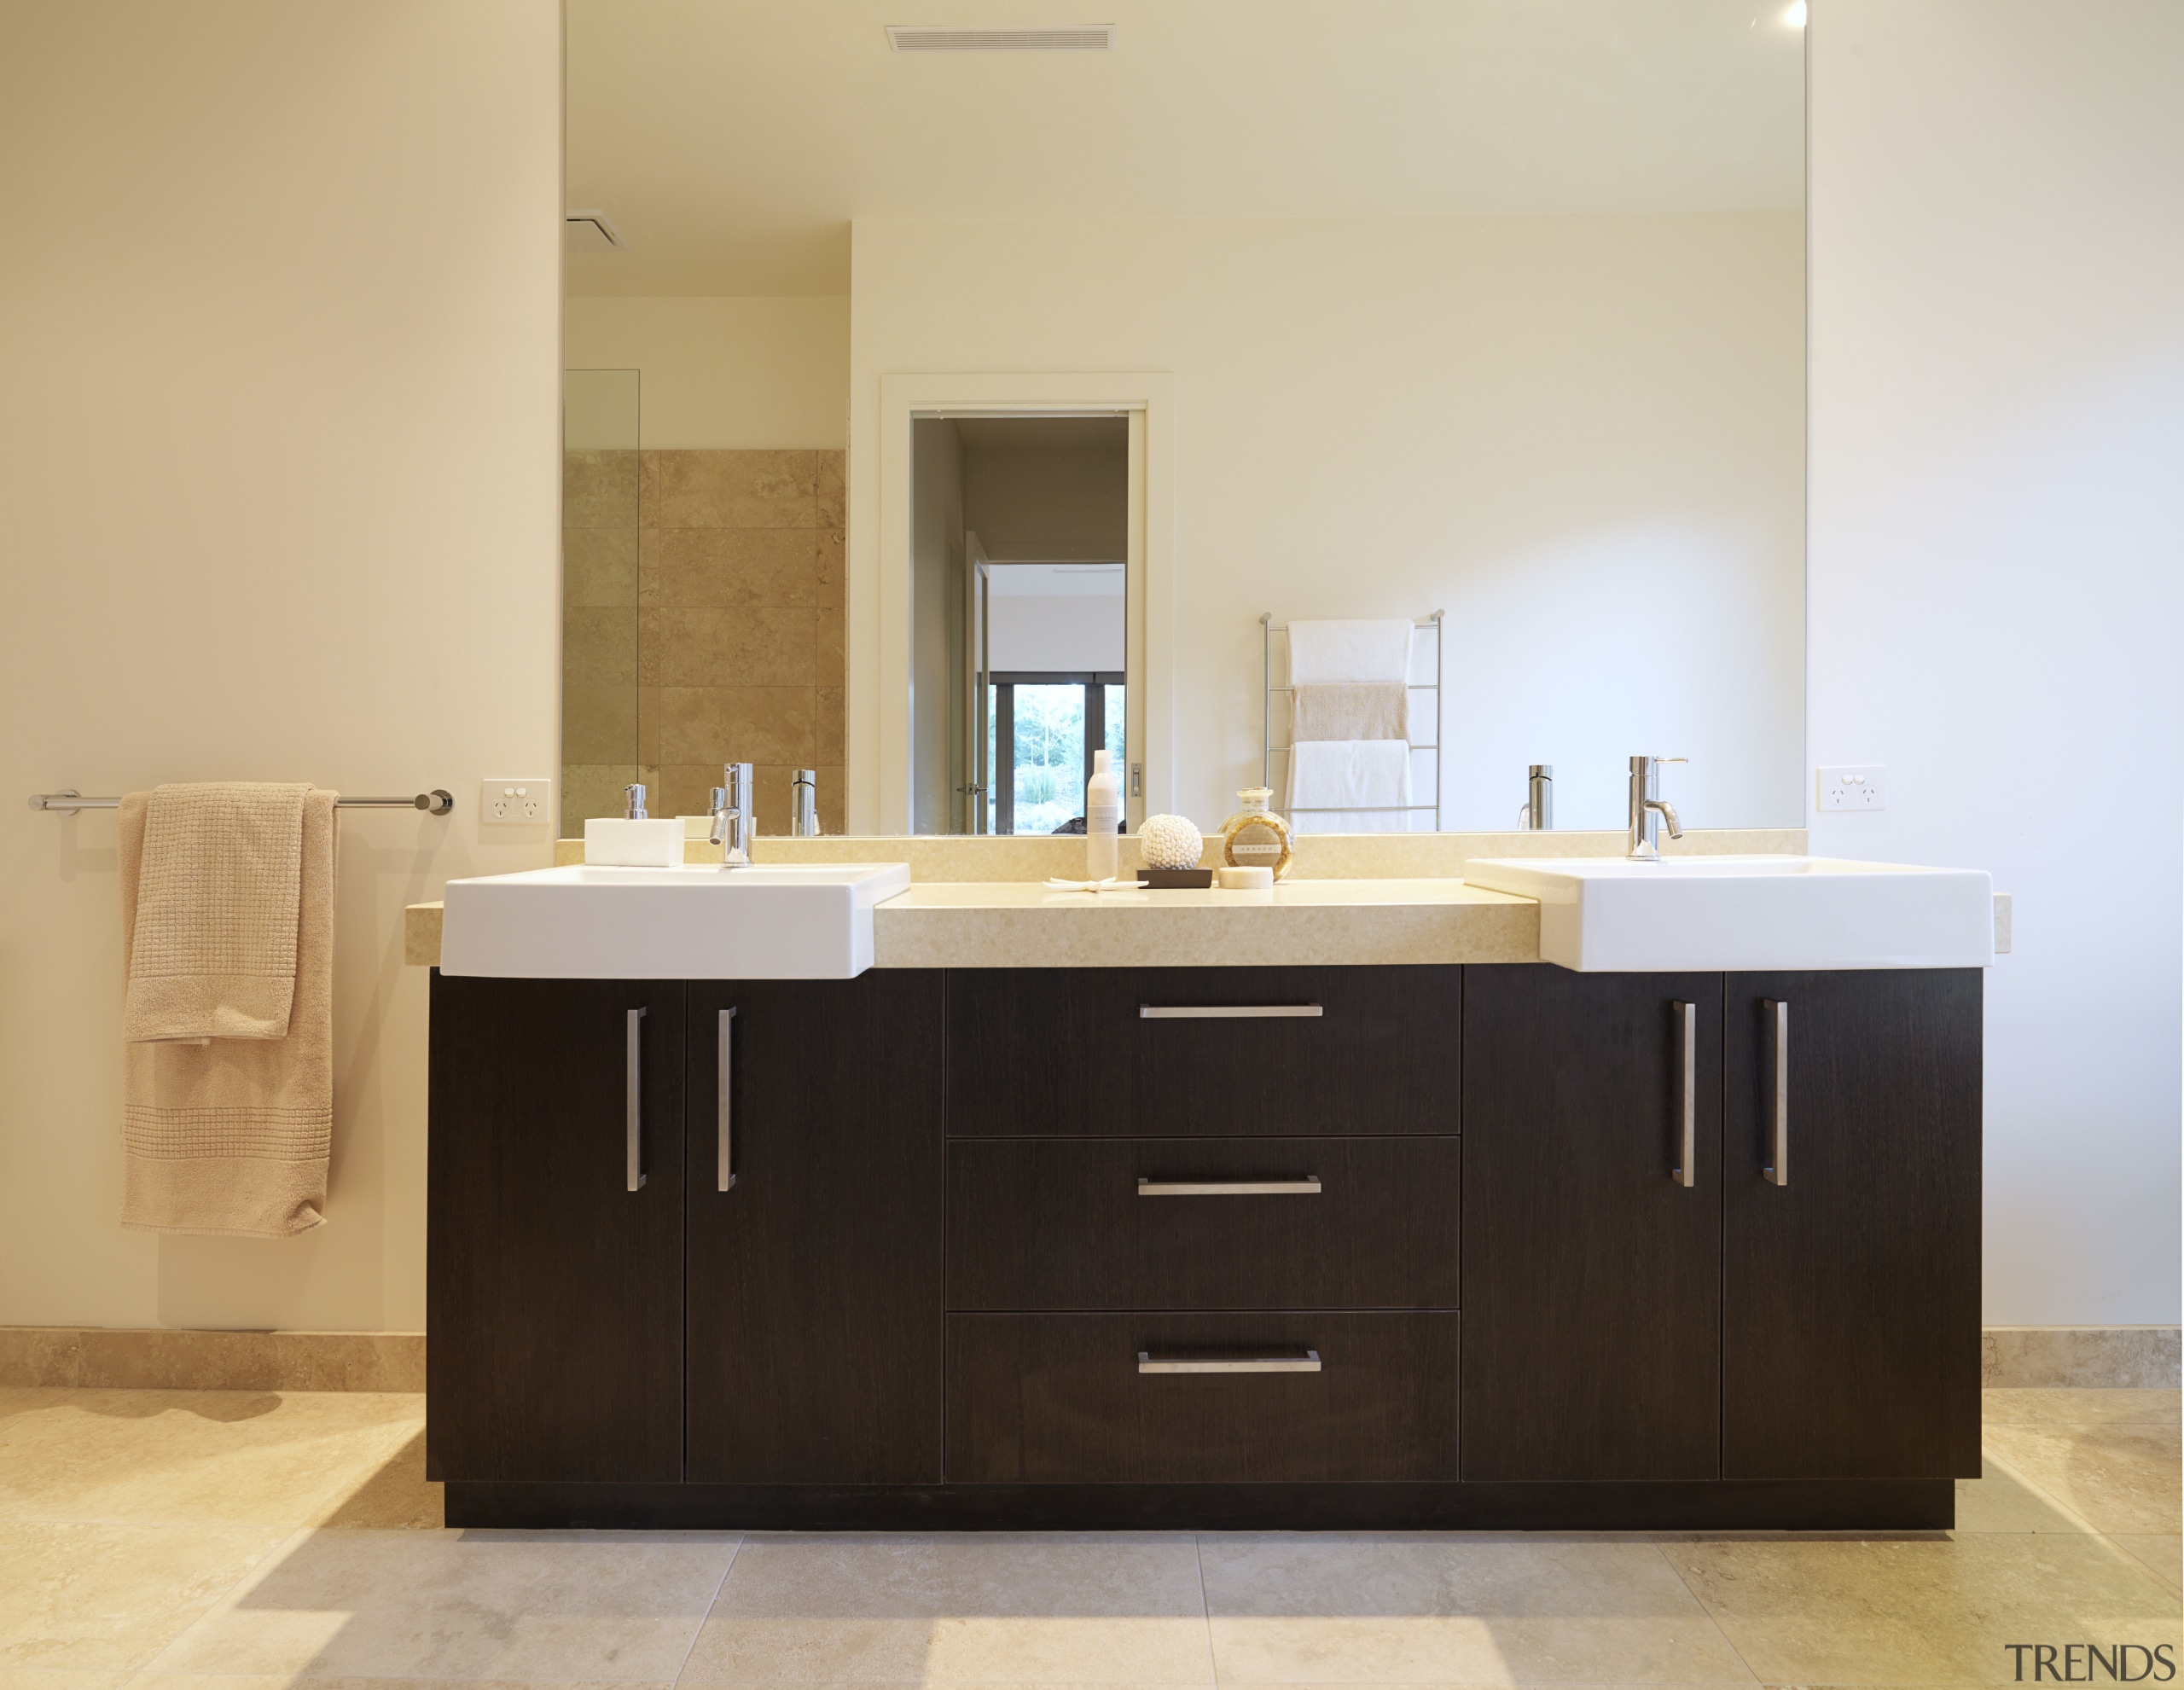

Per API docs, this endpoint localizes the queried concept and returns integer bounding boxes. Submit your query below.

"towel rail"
[28,789,456,816]
[1262,611,1442,831]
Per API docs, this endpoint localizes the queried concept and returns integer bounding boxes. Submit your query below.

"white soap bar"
[1216,865,1274,890]
[584,817,684,868]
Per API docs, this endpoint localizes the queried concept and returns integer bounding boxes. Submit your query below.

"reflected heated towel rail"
[1263,610,1442,830]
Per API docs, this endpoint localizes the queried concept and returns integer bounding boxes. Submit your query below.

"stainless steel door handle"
[1138,1004,1322,1019]
[1763,999,1789,1186]
[1671,1000,1696,1188]
[717,1007,737,1192]
[625,1007,647,1192]
[1137,1350,1322,1373]
[1137,1177,1321,1196]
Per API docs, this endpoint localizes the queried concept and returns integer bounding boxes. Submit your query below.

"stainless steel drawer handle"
[624,1007,647,1193]
[1138,1350,1322,1373]
[1670,999,1696,1188]
[1138,1004,1322,1019]
[1137,1177,1321,1196]
[717,1007,737,1193]
[1763,998,1789,1187]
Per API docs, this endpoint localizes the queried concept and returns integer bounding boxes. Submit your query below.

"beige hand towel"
[1292,682,1409,742]
[124,782,312,1041]
[119,786,337,1236]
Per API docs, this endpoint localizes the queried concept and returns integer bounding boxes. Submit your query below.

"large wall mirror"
[562,2,1806,838]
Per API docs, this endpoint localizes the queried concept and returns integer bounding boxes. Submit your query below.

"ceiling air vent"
[886,24,1114,52]
[565,212,628,253]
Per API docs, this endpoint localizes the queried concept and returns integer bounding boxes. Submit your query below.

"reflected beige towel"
[119,785,337,1235]
[1292,682,1409,742]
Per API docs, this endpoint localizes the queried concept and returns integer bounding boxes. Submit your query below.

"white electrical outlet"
[481,778,553,825]
[1816,765,1887,812]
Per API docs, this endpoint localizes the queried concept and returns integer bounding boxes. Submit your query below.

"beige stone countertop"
[403,878,1536,970]
[869,878,1535,969]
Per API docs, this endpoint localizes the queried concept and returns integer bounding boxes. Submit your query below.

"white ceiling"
[566,0,1806,298]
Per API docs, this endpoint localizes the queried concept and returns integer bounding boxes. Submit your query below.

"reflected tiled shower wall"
[640,450,846,836]
[564,447,846,837]
[562,448,641,828]
[647,450,846,834]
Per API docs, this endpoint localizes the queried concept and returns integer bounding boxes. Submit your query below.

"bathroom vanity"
[425,892,1984,1530]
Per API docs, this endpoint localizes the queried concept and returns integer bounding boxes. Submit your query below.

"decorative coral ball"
[1138,813,1204,871]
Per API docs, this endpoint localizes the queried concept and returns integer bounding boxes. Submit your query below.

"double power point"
[482,778,553,825]
[1816,766,1887,812]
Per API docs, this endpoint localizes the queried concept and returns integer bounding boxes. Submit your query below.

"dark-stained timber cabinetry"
[427,975,686,1483]
[429,959,1978,1530]
[685,973,945,1484]
[1461,965,1725,1483]
[1722,969,1983,1479]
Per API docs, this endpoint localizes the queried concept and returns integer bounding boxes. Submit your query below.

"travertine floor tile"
[0,1392,79,1434]
[146,1527,738,1681]
[2113,1536,2184,1598]
[1952,1455,2095,1534]
[307,1427,442,1529]
[0,1521,287,1671]
[681,1531,1212,1685]
[1198,1534,1756,1684]
[1979,1419,2182,1536]
[0,1670,131,1689]
[1984,1389,2182,1430]
[131,1677,672,1689]
[1662,1532,2181,1687]
[0,1391,424,1530]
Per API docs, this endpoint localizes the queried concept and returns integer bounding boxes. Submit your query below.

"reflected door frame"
[874,372,1175,835]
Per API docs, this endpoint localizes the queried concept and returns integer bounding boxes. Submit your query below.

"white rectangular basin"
[439,862,913,979]
[1460,855,1994,973]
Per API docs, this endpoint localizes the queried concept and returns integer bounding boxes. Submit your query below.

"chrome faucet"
[789,769,819,837]
[710,762,752,868]
[1518,764,1554,831]
[1627,755,1686,861]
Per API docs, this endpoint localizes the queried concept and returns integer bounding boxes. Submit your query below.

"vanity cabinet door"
[684,971,945,1484]
[427,974,686,1483]
[1722,970,1983,1479]
[1461,964,1723,1483]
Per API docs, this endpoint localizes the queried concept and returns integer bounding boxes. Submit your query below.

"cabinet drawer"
[947,1136,1459,1310]
[946,966,1460,1137]
[946,1311,1460,1483]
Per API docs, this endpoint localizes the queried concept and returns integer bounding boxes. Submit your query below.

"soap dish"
[1137,868,1213,889]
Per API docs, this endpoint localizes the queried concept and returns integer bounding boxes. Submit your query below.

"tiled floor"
[0,1386,2174,1687]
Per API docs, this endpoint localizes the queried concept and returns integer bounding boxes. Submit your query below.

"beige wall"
[962,433,1130,563]
[0,3,562,1332]
[565,296,850,449]
[1808,0,2182,1324]
[847,213,1806,835]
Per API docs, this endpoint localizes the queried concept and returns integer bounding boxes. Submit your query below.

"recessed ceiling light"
[886,24,1114,52]
[565,211,628,253]
[1782,2,1807,26]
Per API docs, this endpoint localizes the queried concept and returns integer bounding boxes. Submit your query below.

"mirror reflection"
[562,2,1807,837]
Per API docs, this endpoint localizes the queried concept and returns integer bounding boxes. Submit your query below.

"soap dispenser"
[584,783,685,868]
[1085,750,1122,881]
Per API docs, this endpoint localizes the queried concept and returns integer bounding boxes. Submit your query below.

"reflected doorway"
[911,416,1130,833]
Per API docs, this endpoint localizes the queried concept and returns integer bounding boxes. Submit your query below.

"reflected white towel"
[1286,740,1414,833]
[1288,619,1413,684]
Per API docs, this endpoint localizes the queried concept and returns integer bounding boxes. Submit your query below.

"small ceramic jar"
[1218,787,1293,879]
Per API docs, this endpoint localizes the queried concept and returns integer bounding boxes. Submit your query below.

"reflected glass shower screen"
[561,369,642,836]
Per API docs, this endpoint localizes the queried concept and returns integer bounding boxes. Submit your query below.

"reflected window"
[985,672,1124,834]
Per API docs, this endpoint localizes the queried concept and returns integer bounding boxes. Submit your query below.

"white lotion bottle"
[1086,749,1122,882]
